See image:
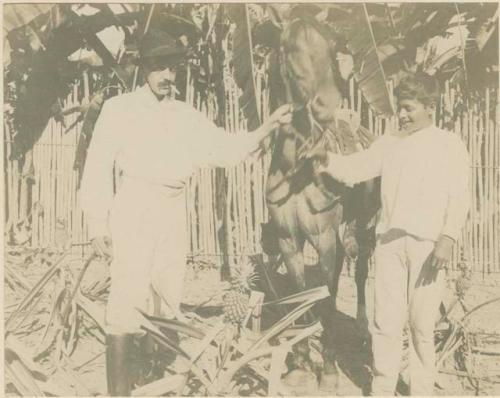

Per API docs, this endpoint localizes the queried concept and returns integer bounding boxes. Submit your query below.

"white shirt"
[322,125,470,242]
[80,85,262,238]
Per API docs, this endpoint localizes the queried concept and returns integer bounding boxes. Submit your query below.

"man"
[79,29,292,396]
[314,73,470,395]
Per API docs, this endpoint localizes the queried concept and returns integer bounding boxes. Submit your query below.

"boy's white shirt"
[321,125,470,242]
[80,85,261,239]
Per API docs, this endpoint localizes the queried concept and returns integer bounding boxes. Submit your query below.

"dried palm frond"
[138,310,206,340]
[6,251,70,330]
[5,335,47,396]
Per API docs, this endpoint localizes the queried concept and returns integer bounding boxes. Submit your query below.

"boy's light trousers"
[371,229,445,396]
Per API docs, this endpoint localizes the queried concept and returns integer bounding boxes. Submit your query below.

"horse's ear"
[329,38,353,81]
[337,52,354,81]
[289,4,323,20]
[315,8,330,23]
[265,4,288,27]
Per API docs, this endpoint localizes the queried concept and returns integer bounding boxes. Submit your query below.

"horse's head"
[280,18,345,126]
[266,15,356,204]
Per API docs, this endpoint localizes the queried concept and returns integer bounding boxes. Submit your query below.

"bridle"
[266,17,342,197]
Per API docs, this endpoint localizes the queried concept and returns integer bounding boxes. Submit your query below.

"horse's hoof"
[319,371,339,394]
[282,369,319,396]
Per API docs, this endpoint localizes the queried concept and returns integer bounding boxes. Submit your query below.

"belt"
[121,174,185,197]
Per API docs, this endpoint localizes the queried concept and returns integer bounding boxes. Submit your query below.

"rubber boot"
[106,334,133,396]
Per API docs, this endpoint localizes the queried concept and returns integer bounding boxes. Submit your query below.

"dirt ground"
[4,253,500,396]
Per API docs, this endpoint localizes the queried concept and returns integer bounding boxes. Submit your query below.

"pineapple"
[223,258,258,325]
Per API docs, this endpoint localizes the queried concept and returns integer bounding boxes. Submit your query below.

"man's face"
[397,98,434,134]
[144,56,183,98]
[146,66,177,98]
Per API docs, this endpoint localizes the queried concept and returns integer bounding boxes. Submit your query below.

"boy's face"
[397,98,434,134]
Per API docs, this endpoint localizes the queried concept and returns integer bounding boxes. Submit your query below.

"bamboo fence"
[3,71,499,274]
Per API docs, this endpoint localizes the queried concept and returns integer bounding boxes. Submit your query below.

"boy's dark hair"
[394,72,440,107]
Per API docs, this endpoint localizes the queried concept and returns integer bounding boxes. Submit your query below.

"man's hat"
[138,29,188,60]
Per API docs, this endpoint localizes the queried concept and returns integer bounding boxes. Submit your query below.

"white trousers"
[106,179,188,335]
[371,229,445,396]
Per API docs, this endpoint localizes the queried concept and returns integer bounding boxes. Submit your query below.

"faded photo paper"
[2,1,499,396]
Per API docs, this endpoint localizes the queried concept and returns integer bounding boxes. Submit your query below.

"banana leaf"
[3,4,58,32]
[475,5,499,51]
[9,57,78,162]
[342,3,395,115]
[225,4,261,131]
[73,91,106,187]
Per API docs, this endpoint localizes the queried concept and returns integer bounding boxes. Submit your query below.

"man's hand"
[431,235,455,269]
[267,104,294,130]
[91,236,113,260]
[251,104,294,153]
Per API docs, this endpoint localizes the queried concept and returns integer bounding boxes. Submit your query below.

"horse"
[263,16,379,392]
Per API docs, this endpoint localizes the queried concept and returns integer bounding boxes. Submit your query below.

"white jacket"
[80,85,262,238]
[322,125,470,242]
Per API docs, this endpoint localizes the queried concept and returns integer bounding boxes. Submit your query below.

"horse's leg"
[278,234,306,293]
[316,230,343,393]
[301,205,343,394]
[355,178,379,342]
[277,228,316,378]
[268,190,318,378]
[330,233,345,312]
[355,239,370,343]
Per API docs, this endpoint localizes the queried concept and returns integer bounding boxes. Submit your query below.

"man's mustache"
[158,80,175,88]
[157,80,179,94]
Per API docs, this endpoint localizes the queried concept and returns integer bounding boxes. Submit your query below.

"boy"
[315,73,470,395]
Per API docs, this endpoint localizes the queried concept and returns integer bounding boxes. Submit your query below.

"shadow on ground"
[324,310,372,395]
[255,262,373,395]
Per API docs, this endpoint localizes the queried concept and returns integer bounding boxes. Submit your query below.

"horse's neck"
[271,129,298,171]
[271,110,326,173]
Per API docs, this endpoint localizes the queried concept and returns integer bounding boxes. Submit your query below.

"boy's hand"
[431,235,455,269]
[307,144,329,168]
[303,143,330,178]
